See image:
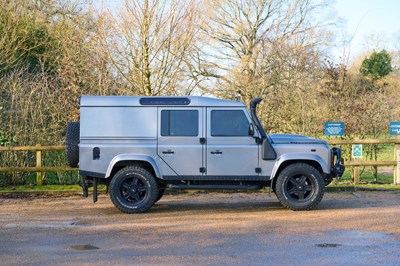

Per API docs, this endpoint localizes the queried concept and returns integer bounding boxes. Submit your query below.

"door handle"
[211,150,223,155]
[162,150,175,154]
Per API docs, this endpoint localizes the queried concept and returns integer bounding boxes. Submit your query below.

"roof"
[79,96,246,107]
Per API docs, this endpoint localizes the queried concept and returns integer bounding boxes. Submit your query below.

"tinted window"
[161,110,198,136]
[211,110,250,136]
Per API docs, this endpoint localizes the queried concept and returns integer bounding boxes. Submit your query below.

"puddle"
[325,230,392,240]
[69,245,99,251]
[315,243,342,248]
[322,230,395,247]
[68,220,90,226]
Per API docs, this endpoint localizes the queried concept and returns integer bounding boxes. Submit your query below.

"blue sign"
[324,122,345,136]
[390,122,400,135]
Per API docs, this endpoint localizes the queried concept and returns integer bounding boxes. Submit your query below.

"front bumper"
[331,147,345,178]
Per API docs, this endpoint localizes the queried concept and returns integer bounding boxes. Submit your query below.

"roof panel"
[80,96,245,107]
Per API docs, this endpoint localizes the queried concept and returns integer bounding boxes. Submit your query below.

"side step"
[167,184,263,190]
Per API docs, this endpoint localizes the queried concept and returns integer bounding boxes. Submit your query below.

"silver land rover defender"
[66,96,344,213]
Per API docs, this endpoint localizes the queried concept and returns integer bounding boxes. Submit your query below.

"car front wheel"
[275,163,325,211]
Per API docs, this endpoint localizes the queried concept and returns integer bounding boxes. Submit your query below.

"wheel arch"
[105,154,161,180]
[270,155,327,192]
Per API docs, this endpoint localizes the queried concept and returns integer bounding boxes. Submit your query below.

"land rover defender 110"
[66,96,344,213]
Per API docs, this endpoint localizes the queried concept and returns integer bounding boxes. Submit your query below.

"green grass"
[0,171,80,187]
[328,183,400,191]
[375,144,394,161]
[338,169,394,184]
[0,184,81,191]
[0,184,107,192]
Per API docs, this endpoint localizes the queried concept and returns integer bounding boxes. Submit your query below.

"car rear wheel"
[109,166,159,213]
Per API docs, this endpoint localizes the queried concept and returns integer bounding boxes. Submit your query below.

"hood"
[269,134,328,145]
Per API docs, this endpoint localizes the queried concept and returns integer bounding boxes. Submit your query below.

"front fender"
[105,154,161,178]
[270,153,329,179]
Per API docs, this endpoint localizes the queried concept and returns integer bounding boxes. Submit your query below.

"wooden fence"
[1,139,400,185]
[0,144,77,186]
[328,138,400,185]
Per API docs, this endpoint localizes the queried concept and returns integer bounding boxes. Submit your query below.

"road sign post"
[390,123,400,184]
[351,143,362,185]
[395,137,400,185]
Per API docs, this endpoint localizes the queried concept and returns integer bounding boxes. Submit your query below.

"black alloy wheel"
[285,174,314,201]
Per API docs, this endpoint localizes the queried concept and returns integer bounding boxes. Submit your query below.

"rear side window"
[211,110,249,136]
[161,110,198,136]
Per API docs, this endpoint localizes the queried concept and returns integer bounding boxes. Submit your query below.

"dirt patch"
[0,191,399,265]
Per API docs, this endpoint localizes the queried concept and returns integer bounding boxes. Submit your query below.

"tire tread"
[65,122,80,167]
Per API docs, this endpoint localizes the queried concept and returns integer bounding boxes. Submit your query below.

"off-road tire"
[275,163,325,211]
[109,166,159,213]
[324,178,333,186]
[65,122,80,167]
[155,189,165,202]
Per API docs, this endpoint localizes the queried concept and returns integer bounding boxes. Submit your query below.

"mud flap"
[93,177,98,203]
[79,177,89,198]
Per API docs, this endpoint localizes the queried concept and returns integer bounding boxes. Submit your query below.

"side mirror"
[248,123,255,136]
[249,123,262,144]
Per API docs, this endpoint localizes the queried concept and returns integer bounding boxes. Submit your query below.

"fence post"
[353,137,360,185]
[36,144,42,186]
[396,138,400,185]
[353,159,360,185]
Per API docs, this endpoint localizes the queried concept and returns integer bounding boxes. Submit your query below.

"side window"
[211,110,250,137]
[161,110,198,136]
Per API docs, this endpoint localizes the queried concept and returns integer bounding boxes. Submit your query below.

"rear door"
[206,108,260,177]
[157,107,205,177]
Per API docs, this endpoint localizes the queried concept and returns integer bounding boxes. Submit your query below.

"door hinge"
[200,137,206,144]
[199,167,206,173]
[255,167,262,174]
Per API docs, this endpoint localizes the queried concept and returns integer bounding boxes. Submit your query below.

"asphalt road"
[1,191,400,266]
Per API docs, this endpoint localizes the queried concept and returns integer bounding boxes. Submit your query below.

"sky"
[333,0,400,62]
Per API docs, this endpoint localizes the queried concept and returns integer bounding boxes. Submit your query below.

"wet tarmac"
[0,191,400,265]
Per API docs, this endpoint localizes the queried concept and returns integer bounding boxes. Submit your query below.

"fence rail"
[1,139,400,185]
[328,139,400,168]
[0,144,77,185]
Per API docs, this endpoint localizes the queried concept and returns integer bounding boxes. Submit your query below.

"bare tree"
[96,0,201,96]
[196,0,333,134]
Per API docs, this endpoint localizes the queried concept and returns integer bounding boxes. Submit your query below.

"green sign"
[352,144,362,159]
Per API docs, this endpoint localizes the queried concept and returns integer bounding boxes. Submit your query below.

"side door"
[206,108,260,177]
[157,107,205,177]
